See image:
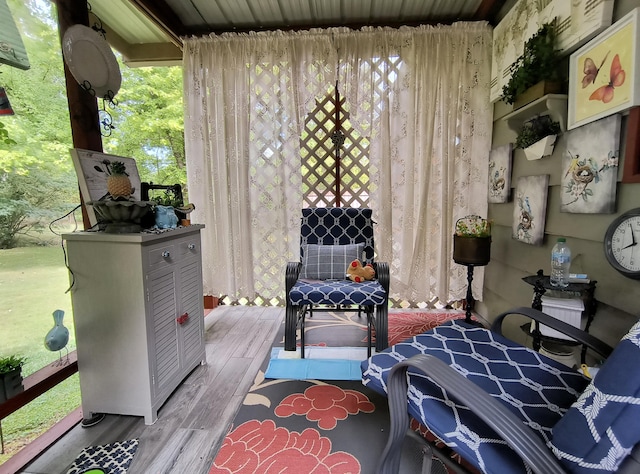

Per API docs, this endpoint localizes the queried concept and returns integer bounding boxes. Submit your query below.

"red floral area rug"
[209,310,468,474]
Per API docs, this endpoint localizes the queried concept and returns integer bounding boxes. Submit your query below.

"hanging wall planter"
[516,114,561,160]
[523,134,557,161]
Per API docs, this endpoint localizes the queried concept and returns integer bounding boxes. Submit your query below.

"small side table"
[522,269,598,362]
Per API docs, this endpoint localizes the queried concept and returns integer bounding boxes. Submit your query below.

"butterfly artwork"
[589,53,626,104]
[581,51,609,88]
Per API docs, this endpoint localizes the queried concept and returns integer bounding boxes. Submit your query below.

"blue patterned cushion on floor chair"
[361,307,640,473]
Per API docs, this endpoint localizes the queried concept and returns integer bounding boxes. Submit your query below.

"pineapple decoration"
[106,160,132,199]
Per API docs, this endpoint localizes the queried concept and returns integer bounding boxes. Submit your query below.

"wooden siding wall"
[481,0,640,348]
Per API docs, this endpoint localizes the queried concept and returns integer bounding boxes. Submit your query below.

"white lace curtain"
[183,23,493,305]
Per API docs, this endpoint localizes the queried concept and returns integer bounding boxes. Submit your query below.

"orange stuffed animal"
[346,259,375,282]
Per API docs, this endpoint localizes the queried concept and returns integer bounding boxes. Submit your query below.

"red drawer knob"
[177,313,189,325]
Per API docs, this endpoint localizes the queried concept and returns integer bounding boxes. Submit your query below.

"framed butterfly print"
[568,7,640,130]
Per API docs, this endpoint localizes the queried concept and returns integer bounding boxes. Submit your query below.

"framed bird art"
[568,7,640,130]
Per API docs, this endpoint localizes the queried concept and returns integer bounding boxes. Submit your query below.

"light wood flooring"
[21,305,284,474]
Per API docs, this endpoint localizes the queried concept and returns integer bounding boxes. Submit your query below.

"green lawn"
[0,246,81,463]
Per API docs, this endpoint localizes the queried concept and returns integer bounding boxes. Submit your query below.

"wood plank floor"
[21,305,284,474]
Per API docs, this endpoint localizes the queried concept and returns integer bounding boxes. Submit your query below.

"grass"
[0,244,80,464]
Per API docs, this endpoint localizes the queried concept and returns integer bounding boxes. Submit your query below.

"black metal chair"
[284,207,389,358]
[362,307,640,473]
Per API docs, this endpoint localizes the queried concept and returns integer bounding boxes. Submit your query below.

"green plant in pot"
[516,114,561,149]
[502,22,562,106]
[453,215,492,266]
[517,114,561,160]
[0,354,26,403]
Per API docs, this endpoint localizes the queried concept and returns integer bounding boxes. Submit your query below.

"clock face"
[604,209,640,279]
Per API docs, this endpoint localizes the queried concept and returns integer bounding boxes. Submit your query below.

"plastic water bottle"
[550,238,571,288]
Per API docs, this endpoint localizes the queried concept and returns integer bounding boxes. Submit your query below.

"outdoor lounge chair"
[284,207,389,358]
[361,306,640,473]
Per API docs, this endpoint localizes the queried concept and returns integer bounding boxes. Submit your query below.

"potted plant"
[0,355,26,403]
[453,215,492,266]
[502,22,562,107]
[516,114,561,160]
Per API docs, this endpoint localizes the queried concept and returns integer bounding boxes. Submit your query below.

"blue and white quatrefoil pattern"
[550,320,640,473]
[67,438,139,474]
[361,320,590,474]
[290,279,386,306]
[300,207,375,262]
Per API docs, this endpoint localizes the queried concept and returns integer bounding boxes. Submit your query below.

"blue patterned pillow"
[550,320,640,473]
[300,243,364,280]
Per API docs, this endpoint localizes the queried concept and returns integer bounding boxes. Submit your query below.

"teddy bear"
[346,259,375,283]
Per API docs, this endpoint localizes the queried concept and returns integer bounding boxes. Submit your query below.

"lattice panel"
[300,91,370,208]
[219,295,461,310]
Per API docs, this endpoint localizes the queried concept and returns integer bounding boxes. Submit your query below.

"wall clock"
[604,208,640,279]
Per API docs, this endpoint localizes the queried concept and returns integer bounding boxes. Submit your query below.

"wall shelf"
[503,94,568,133]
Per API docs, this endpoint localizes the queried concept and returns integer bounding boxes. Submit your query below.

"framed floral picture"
[512,175,549,246]
[568,7,640,130]
[561,115,620,214]
[488,143,513,204]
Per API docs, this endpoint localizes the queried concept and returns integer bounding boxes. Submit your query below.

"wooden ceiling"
[87,0,511,66]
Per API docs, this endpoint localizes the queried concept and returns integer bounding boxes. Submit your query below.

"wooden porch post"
[55,0,103,229]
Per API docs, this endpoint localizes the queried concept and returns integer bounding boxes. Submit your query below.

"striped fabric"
[300,243,364,280]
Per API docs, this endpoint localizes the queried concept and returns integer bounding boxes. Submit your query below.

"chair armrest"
[379,354,567,474]
[285,261,301,294]
[374,261,389,293]
[491,306,613,359]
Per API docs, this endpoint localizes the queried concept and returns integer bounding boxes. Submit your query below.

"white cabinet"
[63,225,206,424]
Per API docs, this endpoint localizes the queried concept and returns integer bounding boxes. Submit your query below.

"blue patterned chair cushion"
[300,243,364,280]
[361,319,590,473]
[550,320,640,473]
[300,208,374,261]
[290,279,386,306]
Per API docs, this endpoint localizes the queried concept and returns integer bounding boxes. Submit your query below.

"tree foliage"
[106,66,185,187]
[0,0,186,245]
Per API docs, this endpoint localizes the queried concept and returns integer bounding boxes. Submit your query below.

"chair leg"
[301,306,307,359]
[375,303,389,352]
[285,303,298,351]
[366,307,373,358]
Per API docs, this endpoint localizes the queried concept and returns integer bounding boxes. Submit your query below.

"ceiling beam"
[127,0,185,47]
[473,0,508,25]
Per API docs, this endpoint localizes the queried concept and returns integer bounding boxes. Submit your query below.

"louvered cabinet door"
[146,265,181,398]
[145,231,206,409]
[175,235,205,369]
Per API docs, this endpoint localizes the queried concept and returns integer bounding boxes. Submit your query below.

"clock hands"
[622,222,637,250]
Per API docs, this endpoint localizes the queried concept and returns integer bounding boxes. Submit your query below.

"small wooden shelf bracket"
[503,94,569,133]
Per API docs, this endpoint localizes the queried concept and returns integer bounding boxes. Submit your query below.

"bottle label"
[552,251,570,264]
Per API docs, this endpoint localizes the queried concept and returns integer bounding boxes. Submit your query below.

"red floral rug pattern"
[210,310,467,474]
[276,384,375,430]
[211,419,361,473]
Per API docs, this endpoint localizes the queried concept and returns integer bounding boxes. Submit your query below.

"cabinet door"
[147,266,181,395]
[177,255,204,367]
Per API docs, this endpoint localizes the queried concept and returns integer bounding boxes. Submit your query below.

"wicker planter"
[0,368,24,403]
[453,235,491,266]
[514,80,563,110]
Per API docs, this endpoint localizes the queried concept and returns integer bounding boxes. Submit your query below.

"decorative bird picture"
[45,309,70,364]
[565,152,579,178]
